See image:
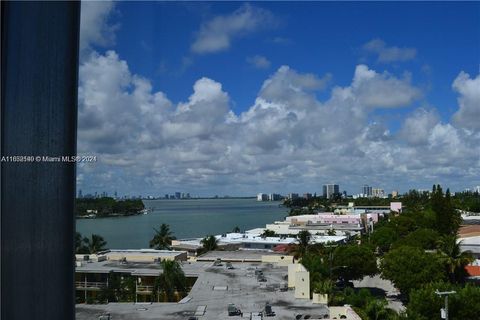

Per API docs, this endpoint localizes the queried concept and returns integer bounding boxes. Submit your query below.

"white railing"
[136,285,154,293]
[75,281,107,289]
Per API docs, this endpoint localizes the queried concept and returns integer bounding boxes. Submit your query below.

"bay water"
[76,198,287,249]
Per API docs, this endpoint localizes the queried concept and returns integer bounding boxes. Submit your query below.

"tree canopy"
[407,282,480,320]
[380,246,446,295]
[332,244,378,282]
[75,197,145,217]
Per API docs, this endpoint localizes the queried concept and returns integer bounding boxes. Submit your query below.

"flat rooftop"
[106,249,184,257]
[174,233,347,248]
[196,250,289,262]
[76,260,163,276]
[76,260,330,320]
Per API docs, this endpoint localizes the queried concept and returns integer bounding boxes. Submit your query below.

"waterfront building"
[172,232,347,254]
[323,184,339,199]
[287,193,299,200]
[269,193,282,201]
[257,193,268,201]
[175,192,181,199]
[75,249,188,303]
[76,248,361,319]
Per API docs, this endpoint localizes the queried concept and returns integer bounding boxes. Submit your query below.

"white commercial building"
[257,193,268,201]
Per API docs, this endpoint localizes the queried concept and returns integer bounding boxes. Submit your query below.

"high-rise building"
[269,193,281,201]
[257,193,268,201]
[78,189,82,198]
[303,193,313,200]
[287,193,299,200]
[323,184,339,199]
[372,188,385,198]
[175,192,181,199]
[391,190,398,198]
[362,185,372,197]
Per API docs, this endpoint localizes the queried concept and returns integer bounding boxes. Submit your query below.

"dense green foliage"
[452,191,480,212]
[380,246,447,295]
[100,273,136,303]
[431,186,461,235]
[332,245,378,281]
[391,228,440,251]
[330,288,405,320]
[75,197,144,217]
[407,282,480,320]
[436,235,474,283]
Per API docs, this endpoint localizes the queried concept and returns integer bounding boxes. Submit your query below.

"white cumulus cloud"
[77,52,479,195]
[452,71,480,131]
[80,1,118,54]
[191,4,276,54]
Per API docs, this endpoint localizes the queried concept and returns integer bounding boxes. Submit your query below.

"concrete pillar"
[1,1,80,319]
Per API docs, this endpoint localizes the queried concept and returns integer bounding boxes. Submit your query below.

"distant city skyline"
[77,2,479,196]
[77,184,480,199]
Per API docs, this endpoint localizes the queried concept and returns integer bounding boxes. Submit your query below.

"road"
[353,275,405,313]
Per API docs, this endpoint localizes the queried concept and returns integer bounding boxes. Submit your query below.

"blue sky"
[77,1,480,196]
[114,2,478,119]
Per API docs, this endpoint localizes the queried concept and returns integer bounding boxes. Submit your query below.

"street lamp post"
[435,290,456,320]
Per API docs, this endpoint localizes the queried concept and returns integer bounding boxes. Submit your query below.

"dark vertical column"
[1,1,80,320]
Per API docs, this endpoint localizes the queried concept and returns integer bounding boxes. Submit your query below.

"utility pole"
[435,290,456,320]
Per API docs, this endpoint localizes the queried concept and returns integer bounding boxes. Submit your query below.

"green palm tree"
[154,260,187,302]
[201,235,218,252]
[327,229,337,236]
[75,232,89,254]
[149,224,176,250]
[437,234,474,283]
[83,234,107,254]
[261,229,276,237]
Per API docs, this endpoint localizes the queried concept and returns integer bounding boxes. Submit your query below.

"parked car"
[334,279,354,289]
[226,262,234,269]
[264,303,275,317]
[228,303,242,316]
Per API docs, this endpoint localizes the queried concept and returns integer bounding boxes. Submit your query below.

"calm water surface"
[76,198,287,249]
